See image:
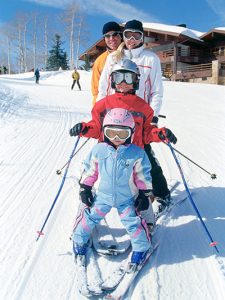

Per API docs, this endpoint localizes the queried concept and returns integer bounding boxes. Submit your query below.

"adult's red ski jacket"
[79,92,163,148]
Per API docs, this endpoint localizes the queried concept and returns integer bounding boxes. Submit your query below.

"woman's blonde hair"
[112,42,125,63]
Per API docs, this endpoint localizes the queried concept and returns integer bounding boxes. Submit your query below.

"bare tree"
[32,13,37,71]
[75,14,85,68]
[74,12,89,68]
[0,5,88,73]
[7,36,12,74]
[44,16,48,68]
[60,3,89,69]
[60,3,81,69]
[0,23,15,74]
[23,20,28,72]
[14,12,30,73]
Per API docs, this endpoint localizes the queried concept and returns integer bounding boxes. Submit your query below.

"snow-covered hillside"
[0,70,225,300]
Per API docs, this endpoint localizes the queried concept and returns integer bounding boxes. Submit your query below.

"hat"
[124,20,143,32]
[102,21,121,35]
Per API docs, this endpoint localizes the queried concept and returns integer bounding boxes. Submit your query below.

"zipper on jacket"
[112,150,118,206]
[129,49,132,59]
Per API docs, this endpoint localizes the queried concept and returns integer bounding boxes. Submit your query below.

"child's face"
[110,137,125,147]
[115,81,134,93]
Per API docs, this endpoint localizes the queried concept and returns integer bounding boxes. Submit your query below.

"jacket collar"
[106,143,130,152]
[124,45,144,59]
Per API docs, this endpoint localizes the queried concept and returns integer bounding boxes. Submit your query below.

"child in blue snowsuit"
[73,108,154,264]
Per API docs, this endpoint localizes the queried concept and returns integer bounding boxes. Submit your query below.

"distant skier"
[73,108,153,266]
[34,68,40,84]
[71,68,81,91]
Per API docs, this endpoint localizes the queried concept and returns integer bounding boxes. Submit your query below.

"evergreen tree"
[46,34,69,70]
[82,54,91,71]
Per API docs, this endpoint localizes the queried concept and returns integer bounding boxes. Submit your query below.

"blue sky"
[1,0,225,55]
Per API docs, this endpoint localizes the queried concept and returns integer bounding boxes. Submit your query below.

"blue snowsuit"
[73,142,152,252]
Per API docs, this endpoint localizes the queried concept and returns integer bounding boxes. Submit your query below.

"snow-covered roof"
[200,27,225,39]
[142,22,205,41]
[214,27,225,31]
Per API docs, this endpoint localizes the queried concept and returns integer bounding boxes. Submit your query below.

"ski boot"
[153,193,171,217]
[147,222,156,235]
[73,242,88,266]
[127,246,153,273]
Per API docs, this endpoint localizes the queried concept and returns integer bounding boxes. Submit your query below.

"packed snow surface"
[0,70,225,300]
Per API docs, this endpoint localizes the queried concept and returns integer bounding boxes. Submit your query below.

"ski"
[74,246,103,297]
[155,192,189,222]
[104,243,159,299]
[74,254,92,297]
[169,180,180,194]
[100,253,132,291]
[86,246,104,295]
[101,265,126,291]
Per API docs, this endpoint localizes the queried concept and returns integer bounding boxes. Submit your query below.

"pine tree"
[46,34,69,70]
[83,54,91,71]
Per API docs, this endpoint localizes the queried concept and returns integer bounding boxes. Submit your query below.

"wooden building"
[79,23,225,85]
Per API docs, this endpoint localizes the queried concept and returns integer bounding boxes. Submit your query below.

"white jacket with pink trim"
[97,45,163,117]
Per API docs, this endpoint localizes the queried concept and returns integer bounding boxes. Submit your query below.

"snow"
[142,22,204,40]
[214,27,225,31]
[1,70,225,300]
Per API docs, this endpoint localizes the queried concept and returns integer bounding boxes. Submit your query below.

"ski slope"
[0,70,225,300]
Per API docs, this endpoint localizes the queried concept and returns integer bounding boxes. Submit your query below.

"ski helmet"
[110,59,140,90]
[103,108,135,143]
[103,108,135,129]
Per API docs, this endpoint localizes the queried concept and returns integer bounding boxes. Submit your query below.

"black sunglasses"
[104,31,121,38]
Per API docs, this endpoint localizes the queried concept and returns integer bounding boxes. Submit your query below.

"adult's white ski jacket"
[97,45,163,117]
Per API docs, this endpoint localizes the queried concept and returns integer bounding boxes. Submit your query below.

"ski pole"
[36,137,80,241]
[171,145,216,179]
[166,141,219,253]
[56,138,90,175]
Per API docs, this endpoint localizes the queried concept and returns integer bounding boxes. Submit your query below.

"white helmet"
[110,59,140,90]
[110,59,140,75]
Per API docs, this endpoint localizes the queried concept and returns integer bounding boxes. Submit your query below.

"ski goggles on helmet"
[104,31,122,39]
[111,71,136,85]
[123,29,143,41]
[104,126,132,141]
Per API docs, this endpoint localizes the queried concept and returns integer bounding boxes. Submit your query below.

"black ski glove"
[79,184,94,207]
[151,116,159,127]
[158,127,177,144]
[69,123,88,136]
[134,190,152,212]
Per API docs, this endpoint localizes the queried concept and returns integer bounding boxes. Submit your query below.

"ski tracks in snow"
[148,143,225,300]
[0,80,89,299]
[1,74,225,300]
